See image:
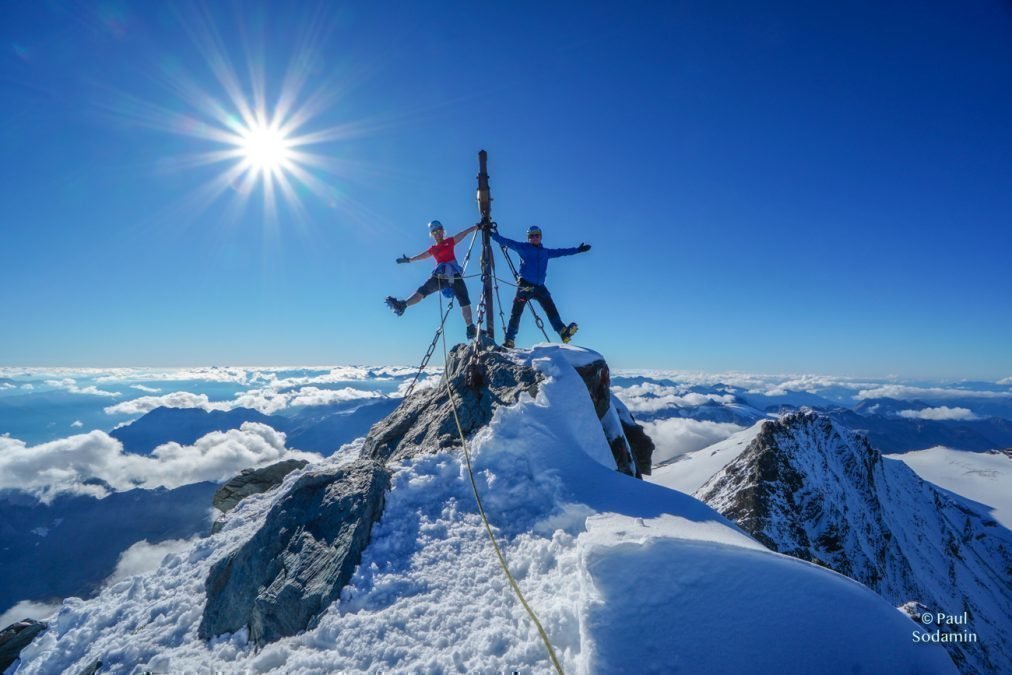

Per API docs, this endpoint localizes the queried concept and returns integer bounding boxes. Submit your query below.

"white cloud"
[997,376,1012,386]
[0,599,63,628]
[104,392,227,416]
[21,383,34,390]
[71,420,84,428]
[131,384,162,393]
[44,378,120,398]
[897,407,980,421]
[106,386,384,416]
[611,382,736,414]
[395,375,440,397]
[0,423,319,502]
[640,418,746,465]
[856,385,1012,401]
[94,367,256,385]
[0,382,14,390]
[103,538,199,588]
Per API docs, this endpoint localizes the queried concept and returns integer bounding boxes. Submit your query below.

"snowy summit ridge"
[11,345,955,673]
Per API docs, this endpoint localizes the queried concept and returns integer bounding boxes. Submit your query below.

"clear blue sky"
[2,1,1010,378]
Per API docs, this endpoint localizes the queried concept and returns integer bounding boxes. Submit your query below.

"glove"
[396,255,411,264]
[577,243,591,253]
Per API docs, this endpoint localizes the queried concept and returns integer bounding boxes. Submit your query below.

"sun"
[239,120,292,175]
[105,5,369,227]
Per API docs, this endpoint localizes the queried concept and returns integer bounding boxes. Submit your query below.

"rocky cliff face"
[199,342,654,646]
[200,460,388,645]
[696,411,1012,674]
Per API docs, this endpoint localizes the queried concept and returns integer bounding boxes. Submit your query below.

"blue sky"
[1,1,1010,378]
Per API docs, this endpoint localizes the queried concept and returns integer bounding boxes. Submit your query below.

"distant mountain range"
[110,398,401,456]
[0,482,217,614]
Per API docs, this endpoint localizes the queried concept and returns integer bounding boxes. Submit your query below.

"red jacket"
[428,239,458,264]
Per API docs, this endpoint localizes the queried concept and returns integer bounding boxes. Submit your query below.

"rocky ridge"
[198,342,653,645]
[696,410,1012,674]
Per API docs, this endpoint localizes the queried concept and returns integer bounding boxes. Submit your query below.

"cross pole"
[476,150,496,341]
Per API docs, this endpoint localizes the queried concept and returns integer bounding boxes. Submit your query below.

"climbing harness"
[402,230,481,398]
[492,222,551,343]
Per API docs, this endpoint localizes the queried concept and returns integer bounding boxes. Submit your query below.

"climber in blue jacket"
[490,224,591,348]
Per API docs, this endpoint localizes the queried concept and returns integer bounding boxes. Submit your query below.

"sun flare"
[108,6,367,225]
[239,121,292,175]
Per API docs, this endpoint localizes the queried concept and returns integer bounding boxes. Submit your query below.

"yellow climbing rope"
[435,295,565,675]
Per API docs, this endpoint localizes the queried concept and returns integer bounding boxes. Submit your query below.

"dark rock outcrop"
[363,342,541,463]
[77,659,102,675]
[199,459,389,645]
[0,619,46,672]
[213,459,309,515]
[211,459,309,534]
[621,415,655,476]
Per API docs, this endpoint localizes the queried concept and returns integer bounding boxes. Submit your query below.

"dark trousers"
[416,273,471,307]
[506,281,566,341]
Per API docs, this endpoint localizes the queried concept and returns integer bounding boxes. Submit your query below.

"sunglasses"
[528,233,542,239]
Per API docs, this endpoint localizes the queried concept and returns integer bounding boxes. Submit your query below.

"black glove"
[577,243,591,253]
[396,255,411,264]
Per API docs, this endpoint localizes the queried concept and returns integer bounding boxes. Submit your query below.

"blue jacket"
[491,232,581,286]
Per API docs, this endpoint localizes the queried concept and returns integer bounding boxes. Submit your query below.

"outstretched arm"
[397,249,433,264]
[490,231,525,252]
[546,242,590,258]
[451,223,480,244]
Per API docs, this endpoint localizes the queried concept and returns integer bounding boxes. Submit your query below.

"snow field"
[12,347,958,674]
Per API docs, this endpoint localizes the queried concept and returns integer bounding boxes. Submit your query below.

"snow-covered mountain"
[5,347,954,674]
[691,411,1012,674]
[111,398,400,456]
[888,446,1012,529]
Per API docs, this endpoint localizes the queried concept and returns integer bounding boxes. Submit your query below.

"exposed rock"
[363,342,653,477]
[621,419,654,475]
[696,410,1012,674]
[363,342,541,463]
[575,359,612,420]
[214,459,309,513]
[0,619,47,672]
[199,459,389,645]
[77,658,102,675]
[212,459,309,532]
[614,394,654,476]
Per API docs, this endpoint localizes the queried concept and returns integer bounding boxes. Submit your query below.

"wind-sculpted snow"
[11,352,956,674]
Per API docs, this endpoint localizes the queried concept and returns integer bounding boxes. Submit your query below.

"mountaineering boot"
[466,324,477,339]
[503,338,515,349]
[385,296,407,316]
[560,322,579,344]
